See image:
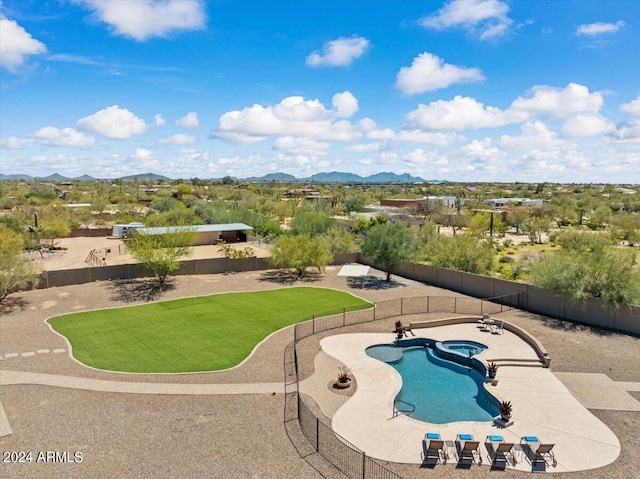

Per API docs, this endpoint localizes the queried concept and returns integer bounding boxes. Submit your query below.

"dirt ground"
[1,268,639,479]
[30,236,271,271]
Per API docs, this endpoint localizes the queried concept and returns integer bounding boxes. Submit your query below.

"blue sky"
[1,0,639,182]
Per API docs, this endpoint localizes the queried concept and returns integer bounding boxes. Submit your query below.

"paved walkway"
[553,373,640,411]
[0,370,284,439]
[0,370,284,395]
[318,324,624,473]
[1,348,67,360]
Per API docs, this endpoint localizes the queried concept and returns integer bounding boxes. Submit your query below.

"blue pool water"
[440,340,487,357]
[366,344,499,424]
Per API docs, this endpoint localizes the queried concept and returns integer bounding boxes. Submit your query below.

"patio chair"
[491,320,505,334]
[422,432,447,464]
[521,436,557,466]
[456,434,482,465]
[477,314,491,330]
[485,435,516,465]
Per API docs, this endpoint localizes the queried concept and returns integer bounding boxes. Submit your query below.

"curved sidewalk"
[0,370,284,395]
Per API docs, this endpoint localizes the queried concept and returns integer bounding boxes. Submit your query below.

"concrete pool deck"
[320,324,621,473]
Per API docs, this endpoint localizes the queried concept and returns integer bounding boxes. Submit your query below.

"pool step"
[486,358,545,368]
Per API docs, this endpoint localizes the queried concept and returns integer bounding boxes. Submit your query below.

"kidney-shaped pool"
[366,343,499,424]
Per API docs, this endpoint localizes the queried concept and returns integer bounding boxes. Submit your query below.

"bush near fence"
[34,250,638,335]
[358,255,639,337]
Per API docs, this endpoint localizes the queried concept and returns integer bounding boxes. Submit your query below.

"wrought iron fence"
[286,292,523,479]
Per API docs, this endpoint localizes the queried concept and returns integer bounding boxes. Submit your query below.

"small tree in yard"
[0,225,40,304]
[269,234,332,277]
[126,227,197,285]
[360,222,416,281]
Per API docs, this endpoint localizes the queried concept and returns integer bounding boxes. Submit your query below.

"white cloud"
[31,126,96,147]
[0,136,24,149]
[621,97,640,118]
[75,0,206,41]
[214,94,362,144]
[561,114,614,138]
[130,148,156,161]
[77,105,147,139]
[576,21,625,36]
[511,83,603,118]
[214,131,267,145]
[306,36,370,67]
[420,0,513,40]
[499,121,563,149]
[407,96,526,130]
[158,133,196,144]
[396,130,462,146]
[176,148,210,161]
[332,91,359,118]
[364,128,460,145]
[395,52,484,95]
[0,17,47,72]
[176,112,200,128]
[273,137,330,156]
[403,148,449,166]
[154,114,166,126]
[461,137,506,157]
[345,143,381,153]
[607,119,640,145]
[378,152,399,164]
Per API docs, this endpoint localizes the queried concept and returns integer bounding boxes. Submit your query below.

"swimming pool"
[366,343,499,424]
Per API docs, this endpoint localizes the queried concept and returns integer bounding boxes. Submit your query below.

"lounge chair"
[485,435,516,465]
[422,432,447,464]
[456,434,482,464]
[521,436,557,466]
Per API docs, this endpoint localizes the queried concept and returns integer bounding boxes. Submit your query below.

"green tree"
[434,213,469,235]
[38,217,71,247]
[522,216,551,243]
[610,212,640,246]
[323,227,357,254]
[0,225,41,304]
[552,228,613,253]
[530,248,640,310]
[269,234,332,277]
[421,234,494,274]
[506,210,529,235]
[290,211,334,236]
[360,222,416,281]
[343,197,365,214]
[126,227,197,285]
[468,212,507,237]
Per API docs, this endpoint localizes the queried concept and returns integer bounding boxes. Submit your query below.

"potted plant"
[487,362,499,379]
[335,367,352,389]
[499,401,512,421]
[394,320,405,340]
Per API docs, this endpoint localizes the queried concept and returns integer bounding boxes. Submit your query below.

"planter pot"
[335,378,352,389]
[500,414,511,422]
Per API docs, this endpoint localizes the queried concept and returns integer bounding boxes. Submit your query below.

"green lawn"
[48,287,371,373]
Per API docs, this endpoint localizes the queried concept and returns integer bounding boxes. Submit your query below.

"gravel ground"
[1,266,639,478]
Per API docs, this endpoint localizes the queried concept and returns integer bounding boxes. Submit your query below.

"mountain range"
[0,171,437,183]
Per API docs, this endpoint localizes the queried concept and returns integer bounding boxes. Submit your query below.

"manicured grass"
[48,287,371,373]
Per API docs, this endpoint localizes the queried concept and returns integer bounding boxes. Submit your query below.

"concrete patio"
[317,323,623,473]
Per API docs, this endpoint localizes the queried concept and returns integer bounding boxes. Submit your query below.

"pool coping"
[321,324,620,473]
